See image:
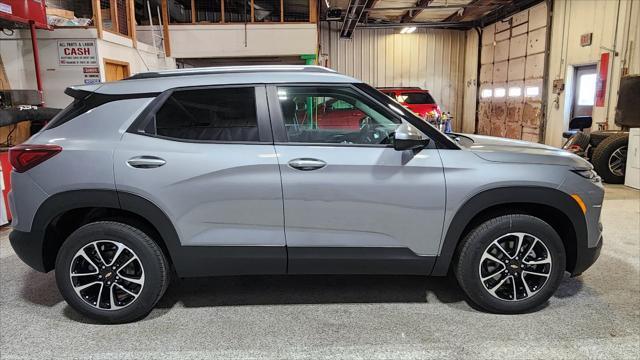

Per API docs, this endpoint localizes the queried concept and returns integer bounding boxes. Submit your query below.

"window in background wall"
[169,0,193,23]
[225,0,251,23]
[283,0,309,21]
[98,0,131,36]
[100,0,115,31]
[253,0,281,22]
[134,0,162,26]
[116,0,129,35]
[46,0,94,26]
[481,89,492,98]
[525,86,540,97]
[577,73,597,106]
[494,88,506,98]
[196,0,222,22]
[167,0,311,24]
[508,87,521,97]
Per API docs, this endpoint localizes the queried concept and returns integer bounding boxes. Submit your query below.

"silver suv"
[9,66,604,323]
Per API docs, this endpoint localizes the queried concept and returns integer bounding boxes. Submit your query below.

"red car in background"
[378,87,441,120]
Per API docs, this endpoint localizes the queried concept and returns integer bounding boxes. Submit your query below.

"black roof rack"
[126,65,336,80]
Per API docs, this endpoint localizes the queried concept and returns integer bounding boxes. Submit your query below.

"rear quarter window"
[46,91,159,130]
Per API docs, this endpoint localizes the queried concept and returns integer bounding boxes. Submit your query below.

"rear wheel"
[455,214,565,313]
[591,134,628,184]
[55,221,169,323]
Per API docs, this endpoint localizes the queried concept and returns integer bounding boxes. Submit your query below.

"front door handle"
[127,156,166,169]
[288,158,327,171]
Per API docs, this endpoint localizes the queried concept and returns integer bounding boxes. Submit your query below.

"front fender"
[431,186,587,276]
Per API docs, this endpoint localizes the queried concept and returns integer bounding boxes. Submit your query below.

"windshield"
[398,92,436,104]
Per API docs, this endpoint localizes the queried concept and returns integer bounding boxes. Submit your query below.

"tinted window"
[277,86,401,145]
[283,0,309,21]
[195,0,222,22]
[398,92,435,104]
[224,0,251,22]
[150,87,259,142]
[168,0,192,23]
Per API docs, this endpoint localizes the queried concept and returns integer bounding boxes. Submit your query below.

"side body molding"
[432,186,587,276]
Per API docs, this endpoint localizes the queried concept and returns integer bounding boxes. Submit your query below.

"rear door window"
[398,92,436,104]
[145,87,260,142]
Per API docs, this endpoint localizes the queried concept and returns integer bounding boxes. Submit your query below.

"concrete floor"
[0,185,638,359]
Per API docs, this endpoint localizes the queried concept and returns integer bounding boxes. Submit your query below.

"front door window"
[277,86,402,145]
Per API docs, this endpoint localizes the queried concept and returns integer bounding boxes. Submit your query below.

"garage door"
[478,2,547,142]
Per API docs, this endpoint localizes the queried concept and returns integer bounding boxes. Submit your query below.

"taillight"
[9,144,62,173]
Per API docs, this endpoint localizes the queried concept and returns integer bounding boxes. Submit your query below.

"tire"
[589,130,623,147]
[55,221,169,324]
[454,214,566,314]
[563,132,590,154]
[591,134,629,184]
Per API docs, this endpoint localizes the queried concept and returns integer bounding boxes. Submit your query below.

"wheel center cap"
[507,261,523,275]
[101,269,115,281]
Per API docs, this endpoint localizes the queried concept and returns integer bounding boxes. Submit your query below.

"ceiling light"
[400,26,417,34]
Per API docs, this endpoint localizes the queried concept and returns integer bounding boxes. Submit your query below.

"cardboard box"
[46,7,75,19]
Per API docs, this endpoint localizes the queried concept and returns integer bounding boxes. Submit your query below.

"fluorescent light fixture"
[508,87,522,97]
[494,88,506,98]
[400,27,417,34]
[525,86,540,97]
[481,89,493,98]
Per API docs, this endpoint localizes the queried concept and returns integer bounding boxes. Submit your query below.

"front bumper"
[9,229,48,272]
[572,233,603,276]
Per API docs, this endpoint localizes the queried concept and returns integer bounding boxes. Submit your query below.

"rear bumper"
[9,229,47,272]
[572,234,603,276]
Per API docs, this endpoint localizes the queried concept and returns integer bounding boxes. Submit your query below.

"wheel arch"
[32,190,182,273]
[431,186,587,276]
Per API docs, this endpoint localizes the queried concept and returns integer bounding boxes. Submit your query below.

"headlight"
[572,169,600,182]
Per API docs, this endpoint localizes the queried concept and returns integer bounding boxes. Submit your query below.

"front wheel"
[454,214,565,314]
[55,221,169,323]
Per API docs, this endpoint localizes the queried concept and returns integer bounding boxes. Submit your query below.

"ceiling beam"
[339,0,381,38]
[445,0,510,23]
[472,0,545,27]
[400,0,434,23]
[366,5,471,12]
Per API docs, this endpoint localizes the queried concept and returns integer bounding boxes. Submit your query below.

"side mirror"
[393,122,429,151]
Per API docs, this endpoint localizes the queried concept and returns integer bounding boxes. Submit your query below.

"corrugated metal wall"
[319,22,467,131]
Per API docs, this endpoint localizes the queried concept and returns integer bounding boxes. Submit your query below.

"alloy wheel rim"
[608,146,627,177]
[69,240,145,311]
[478,232,552,301]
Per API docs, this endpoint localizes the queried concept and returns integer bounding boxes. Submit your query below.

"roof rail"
[126,65,336,80]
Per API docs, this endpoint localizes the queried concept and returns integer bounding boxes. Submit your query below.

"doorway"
[571,65,597,119]
[104,59,130,82]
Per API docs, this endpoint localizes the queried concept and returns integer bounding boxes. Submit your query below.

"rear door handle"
[127,156,166,169]
[288,158,327,171]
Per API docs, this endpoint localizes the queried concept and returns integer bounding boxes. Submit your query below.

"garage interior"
[1,0,639,358]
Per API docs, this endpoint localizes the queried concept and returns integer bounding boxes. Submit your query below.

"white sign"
[0,3,12,15]
[57,40,98,66]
